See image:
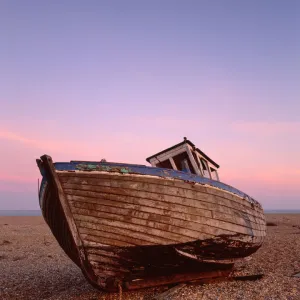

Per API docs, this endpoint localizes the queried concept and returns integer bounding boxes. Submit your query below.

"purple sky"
[0,0,299,210]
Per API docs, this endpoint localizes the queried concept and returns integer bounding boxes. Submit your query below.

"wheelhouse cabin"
[146,137,220,181]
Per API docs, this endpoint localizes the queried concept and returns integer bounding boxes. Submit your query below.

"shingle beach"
[0,214,299,300]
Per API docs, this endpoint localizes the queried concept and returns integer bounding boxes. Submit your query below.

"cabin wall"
[187,145,216,180]
[149,142,220,181]
[193,149,220,181]
[149,145,187,166]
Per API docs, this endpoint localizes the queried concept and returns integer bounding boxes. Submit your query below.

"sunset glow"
[1,1,299,210]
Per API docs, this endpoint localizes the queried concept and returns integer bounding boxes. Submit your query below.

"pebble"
[0,215,299,300]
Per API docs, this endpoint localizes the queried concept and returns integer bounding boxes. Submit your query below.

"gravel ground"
[0,214,299,300]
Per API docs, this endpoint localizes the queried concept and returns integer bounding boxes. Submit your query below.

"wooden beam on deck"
[185,145,201,176]
[169,157,178,170]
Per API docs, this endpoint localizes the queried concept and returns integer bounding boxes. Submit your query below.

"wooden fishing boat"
[36,138,266,291]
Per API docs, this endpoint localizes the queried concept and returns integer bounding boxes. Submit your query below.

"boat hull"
[37,155,266,291]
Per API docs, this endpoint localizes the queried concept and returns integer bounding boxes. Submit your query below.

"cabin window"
[181,159,191,173]
[172,152,196,174]
[210,168,218,181]
[156,159,173,169]
[200,159,210,178]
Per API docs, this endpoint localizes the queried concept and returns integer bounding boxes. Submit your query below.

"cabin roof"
[146,138,220,168]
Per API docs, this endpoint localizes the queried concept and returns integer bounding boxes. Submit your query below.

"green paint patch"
[76,164,132,174]
[99,166,111,171]
[87,164,97,169]
[120,168,129,174]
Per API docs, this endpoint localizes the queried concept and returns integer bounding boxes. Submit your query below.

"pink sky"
[1,118,299,210]
[1,1,299,210]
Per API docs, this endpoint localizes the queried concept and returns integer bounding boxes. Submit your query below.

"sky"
[0,0,299,210]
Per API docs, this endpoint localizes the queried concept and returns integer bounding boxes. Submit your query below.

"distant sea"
[0,210,42,216]
[264,210,300,214]
[0,209,299,216]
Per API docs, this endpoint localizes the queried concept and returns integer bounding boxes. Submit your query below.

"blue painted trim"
[52,160,259,206]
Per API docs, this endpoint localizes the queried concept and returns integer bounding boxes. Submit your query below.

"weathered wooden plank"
[63,182,265,226]
[148,145,187,165]
[78,221,177,245]
[58,172,259,211]
[75,214,193,244]
[73,213,208,243]
[194,152,204,176]
[80,219,264,247]
[64,185,216,215]
[63,182,263,224]
[212,210,264,231]
[75,203,220,239]
[85,247,137,263]
[79,226,157,246]
[81,232,134,247]
[80,228,143,246]
[75,201,264,236]
[86,247,121,258]
[72,186,264,228]
[68,195,264,232]
[185,144,202,176]
[169,157,178,170]
[68,189,213,218]
[71,205,264,240]
[69,196,264,234]
[58,173,264,220]
[66,188,264,228]
[89,259,130,274]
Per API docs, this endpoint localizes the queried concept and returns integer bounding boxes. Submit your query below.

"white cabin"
[146,137,220,181]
